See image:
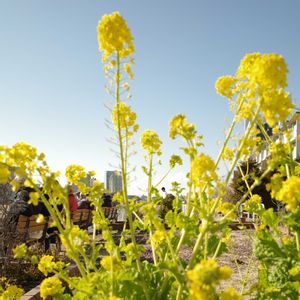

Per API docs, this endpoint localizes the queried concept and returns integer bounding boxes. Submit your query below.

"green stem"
[147,154,157,265]
[115,52,149,299]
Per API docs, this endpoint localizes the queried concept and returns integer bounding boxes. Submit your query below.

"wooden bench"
[71,209,92,230]
[16,215,49,246]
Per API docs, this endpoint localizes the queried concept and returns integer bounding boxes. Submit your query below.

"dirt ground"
[140,229,257,298]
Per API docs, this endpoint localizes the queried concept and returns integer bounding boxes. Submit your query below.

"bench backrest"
[103,207,118,221]
[16,215,48,241]
[71,209,92,228]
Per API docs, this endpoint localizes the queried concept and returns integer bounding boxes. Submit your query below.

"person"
[161,187,167,198]
[102,193,112,207]
[159,193,176,220]
[78,193,92,209]
[67,186,78,212]
[10,185,49,218]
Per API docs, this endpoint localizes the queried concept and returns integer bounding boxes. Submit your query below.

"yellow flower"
[236,52,261,79]
[40,277,64,300]
[275,176,300,211]
[100,255,121,271]
[0,164,10,184]
[124,63,134,80]
[111,102,138,131]
[190,154,217,189]
[150,230,165,249]
[220,288,242,300]
[169,114,196,140]
[0,284,23,300]
[65,164,87,185]
[253,53,288,89]
[187,259,232,300]
[29,192,40,206]
[260,89,293,127]
[13,243,27,259]
[38,255,65,276]
[272,126,280,135]
[97,11,134,62]
[140,130,162,155]
[215,76,237,98]
[289,265,300,277]
[169,155,183,168]
[191,259,231,283]
[221,147,235,161]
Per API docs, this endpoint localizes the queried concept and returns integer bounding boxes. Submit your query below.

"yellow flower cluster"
[190,154,217,189]
[0,164,10,184]
[220,288,242,300]
[100,255,122,271]
[150,230,165,249]
[29,191,40,206]
[268,141,290,168]
[187,259,232,300]
[215,76,237,98]
[97,11,134,62]
[221,147,235,161]
[140,130,162,155]
[169,114,196,140]
[0,142,44,181]
[111,102,139,133]
[273,176,300,212]
[40,277,64,300]
[65,164,87,185]
[169,154,183,168]
[38,255,65,276]
[289,265,300,277]
[0,283,23,300]
[13,243,27,259]
[216,53,293,127]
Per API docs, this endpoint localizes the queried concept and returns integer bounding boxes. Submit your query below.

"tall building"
[105,170,122,193]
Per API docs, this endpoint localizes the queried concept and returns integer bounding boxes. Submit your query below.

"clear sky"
[1,1,300,195]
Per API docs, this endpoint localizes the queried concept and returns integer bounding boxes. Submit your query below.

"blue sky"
[1,1,300,195]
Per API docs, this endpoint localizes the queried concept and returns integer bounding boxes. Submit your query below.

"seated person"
[102,193,112,207]
[68,186,78,212]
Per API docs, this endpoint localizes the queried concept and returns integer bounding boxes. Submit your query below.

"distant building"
[105,170,122,193]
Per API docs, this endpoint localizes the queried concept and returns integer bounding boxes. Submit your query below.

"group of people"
[5,181,114,225]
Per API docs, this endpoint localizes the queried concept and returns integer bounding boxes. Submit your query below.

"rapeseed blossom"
[169,154,183,168]
[38,255,65,276]
[220,288,242,300]
[13,243,27,259]
[97,12,134,62]
[216,53,293,127]
[40,277,64,300]
[187,259,232,300]
[169,114,196,141]
[65,164,87,185]
[274,176,300,212]
[140,130,162,155]
[100,256,122,271]
[190,154,217,189]
[111,102,138,131]
[215,76,237,98]
[0,164,10,184]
